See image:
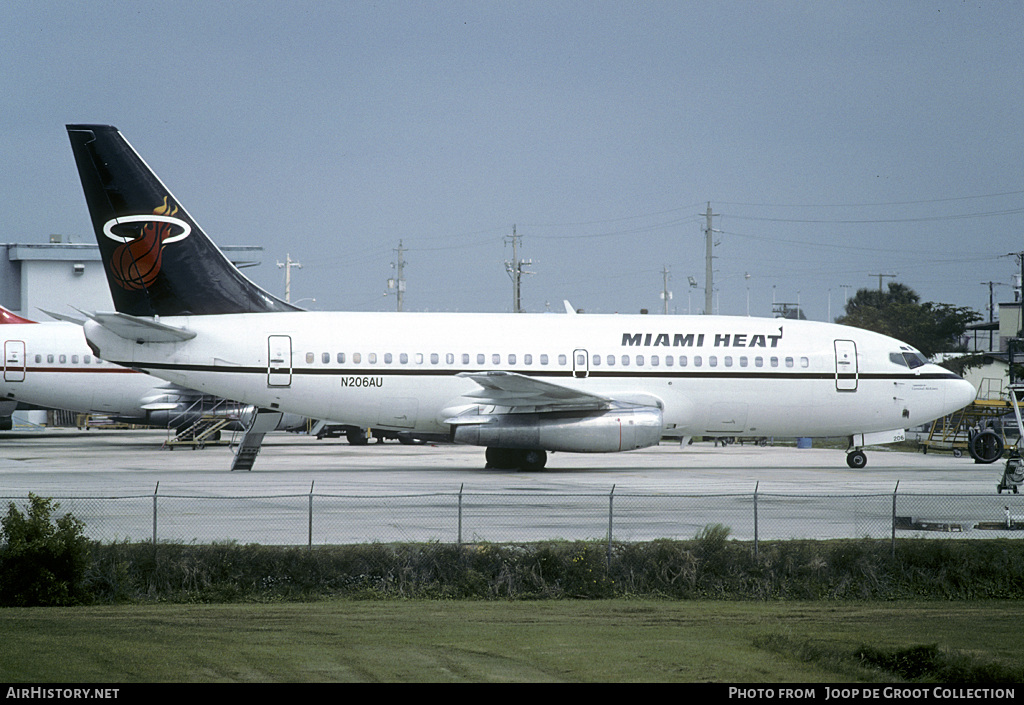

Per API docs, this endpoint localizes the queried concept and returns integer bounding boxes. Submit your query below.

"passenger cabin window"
[541,354,549,365]
[337,353,345,364]
[558,354,567,366]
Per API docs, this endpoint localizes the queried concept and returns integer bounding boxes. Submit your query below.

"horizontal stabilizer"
[38,309,86,325]
[79,310,196,343]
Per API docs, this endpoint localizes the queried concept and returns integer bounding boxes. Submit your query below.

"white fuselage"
[1,322,164,417]
[82,311,977,442]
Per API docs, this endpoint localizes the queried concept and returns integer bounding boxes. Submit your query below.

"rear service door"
[267,335,292,387]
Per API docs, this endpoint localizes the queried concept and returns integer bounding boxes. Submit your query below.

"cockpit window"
[890,353,908,367]
[903,352,927,369]
[891,351,928,369]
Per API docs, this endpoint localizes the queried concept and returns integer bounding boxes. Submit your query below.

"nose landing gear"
[846,450,868,469]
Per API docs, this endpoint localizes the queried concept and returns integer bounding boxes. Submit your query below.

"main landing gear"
[485,447,548,471]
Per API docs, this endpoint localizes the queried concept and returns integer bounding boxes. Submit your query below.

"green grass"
[2,600,1022,682]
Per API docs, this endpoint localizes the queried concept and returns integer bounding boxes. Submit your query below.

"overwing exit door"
[267,335,292,387]
[834,340,858,391]
[573,349,589,378]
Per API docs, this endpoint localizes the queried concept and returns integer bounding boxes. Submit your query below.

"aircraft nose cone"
[948,377,976,413]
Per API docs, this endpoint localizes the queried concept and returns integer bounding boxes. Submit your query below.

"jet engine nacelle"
[452,407,664,453]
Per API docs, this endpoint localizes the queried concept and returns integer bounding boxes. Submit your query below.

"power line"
[717,189,1024,209]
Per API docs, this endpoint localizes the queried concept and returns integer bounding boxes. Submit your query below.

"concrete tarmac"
[0,428,1019,544]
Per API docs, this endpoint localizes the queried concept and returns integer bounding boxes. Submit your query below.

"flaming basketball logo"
[101,198,191,291]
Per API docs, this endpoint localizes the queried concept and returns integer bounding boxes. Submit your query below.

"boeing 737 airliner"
[65,124,976,470]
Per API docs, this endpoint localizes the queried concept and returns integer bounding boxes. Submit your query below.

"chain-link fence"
[4,486,1024,547]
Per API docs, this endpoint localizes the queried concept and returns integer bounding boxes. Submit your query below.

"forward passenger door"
[834,340,858,392]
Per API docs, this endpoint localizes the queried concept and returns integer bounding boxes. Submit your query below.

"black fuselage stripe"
[112,360,960,383]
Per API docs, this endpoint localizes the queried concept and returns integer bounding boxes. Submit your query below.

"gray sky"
[2,1,1021,322]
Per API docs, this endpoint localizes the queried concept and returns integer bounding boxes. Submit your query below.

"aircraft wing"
[456,371,613,412]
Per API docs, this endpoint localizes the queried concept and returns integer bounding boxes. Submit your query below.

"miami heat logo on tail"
[102,197,192,291]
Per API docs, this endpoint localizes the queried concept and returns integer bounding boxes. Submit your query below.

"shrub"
[0,494,91,606]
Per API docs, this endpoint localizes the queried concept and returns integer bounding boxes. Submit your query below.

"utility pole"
[868,273,896,293]
[704,202,718,315]
[387,240,406,312]
[276,253,302,303]
[505,225,533,313]
[663,266,671,315]
[981,281,1006,352]
[1005,252,1024,302]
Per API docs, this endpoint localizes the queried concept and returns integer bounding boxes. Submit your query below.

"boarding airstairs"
[997,383,1024,494]
[230,408,283,471]
[163,397,243,449]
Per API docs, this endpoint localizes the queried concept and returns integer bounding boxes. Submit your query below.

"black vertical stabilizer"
[66,124,299,316]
